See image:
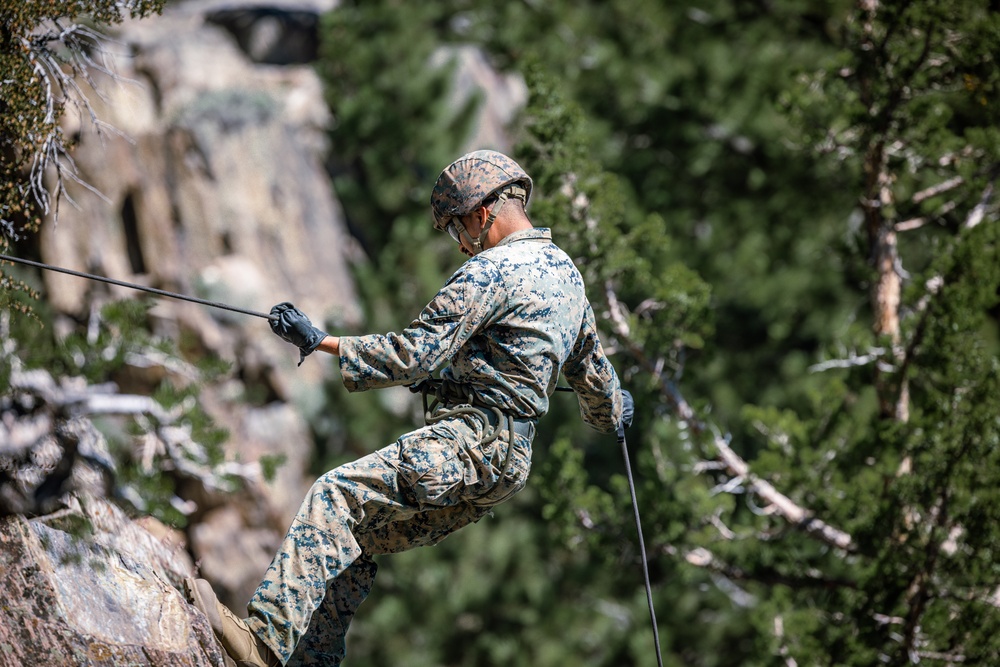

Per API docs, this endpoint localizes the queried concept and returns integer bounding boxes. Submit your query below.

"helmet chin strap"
[465,185,529,255]
[471,191,507,253]
[449,185,529,255]
[450,199,501,255]
[450,218,479,255]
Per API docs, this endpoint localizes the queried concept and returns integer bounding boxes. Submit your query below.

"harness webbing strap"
[411,378,533,481]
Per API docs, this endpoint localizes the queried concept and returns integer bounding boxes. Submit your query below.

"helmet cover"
[430,150,532,231]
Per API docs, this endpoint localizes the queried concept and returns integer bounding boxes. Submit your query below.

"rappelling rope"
[0,253,278,321]
[619,426,664,667]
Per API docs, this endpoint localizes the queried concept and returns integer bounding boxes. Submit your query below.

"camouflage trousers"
[244,412,534,666]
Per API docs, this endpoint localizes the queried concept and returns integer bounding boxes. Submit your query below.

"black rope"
[549,385,664,663]
[619,428,665,667]
[0,253,277,321]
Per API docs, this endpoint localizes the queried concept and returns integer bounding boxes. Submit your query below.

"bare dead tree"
[1,1,163,239]
[20,20,131,223]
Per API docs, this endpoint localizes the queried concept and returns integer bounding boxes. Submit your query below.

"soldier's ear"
[463,210,484,235]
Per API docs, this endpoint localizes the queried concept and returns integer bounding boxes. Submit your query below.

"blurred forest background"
[2,0,999,665]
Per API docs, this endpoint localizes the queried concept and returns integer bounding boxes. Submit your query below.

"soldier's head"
[431,150,532,256]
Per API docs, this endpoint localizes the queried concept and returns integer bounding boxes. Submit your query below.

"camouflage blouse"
[338,228,622,433]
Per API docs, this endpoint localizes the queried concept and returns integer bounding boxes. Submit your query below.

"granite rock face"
[0,498,226,667]
[33,0,354,614]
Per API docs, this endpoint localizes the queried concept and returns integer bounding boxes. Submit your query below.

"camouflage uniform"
[246,228,623,665]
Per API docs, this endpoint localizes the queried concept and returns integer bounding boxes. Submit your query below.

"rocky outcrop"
[34,0,354,613]
[40,0,360,377]
[14,0,527,634]
[0,358,281,613]
[206,1,332,65]
[0,497,225,667]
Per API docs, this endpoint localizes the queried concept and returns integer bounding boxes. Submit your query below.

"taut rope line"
[0,253,278,321]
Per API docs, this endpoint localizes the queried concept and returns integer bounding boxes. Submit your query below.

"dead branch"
[774,616,799,667]
[963,171,996,230]
[895,217,928,232]
[912,176,964,204]
[556,173,859,552]
[16,20,130,224]
[663,543,856,589]
[808,347,887,373]
[715,429,854,550]
[603,279,856,552]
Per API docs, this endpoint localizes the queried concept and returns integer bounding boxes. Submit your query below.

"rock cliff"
[3,0,526,662]
[34,0,358,617]
[0,497,226,667]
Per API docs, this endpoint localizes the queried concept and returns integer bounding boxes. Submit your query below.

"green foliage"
[516,63,714,358]
[314,0,999,665]
[311,0,488,459]
[0,0,165,289]
[0,263,40,322]
[2,297,239,528]
[316,1,476,256]
[257,454,287,484]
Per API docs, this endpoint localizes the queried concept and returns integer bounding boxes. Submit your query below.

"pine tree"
[315,1,1000,664]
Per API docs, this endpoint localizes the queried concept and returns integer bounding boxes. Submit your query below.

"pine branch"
[603,281,857,552]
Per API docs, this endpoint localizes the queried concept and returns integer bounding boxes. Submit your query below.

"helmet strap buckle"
[450,217,482,254]
[475,189,516,252]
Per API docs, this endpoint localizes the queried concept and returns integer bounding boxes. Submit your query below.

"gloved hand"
[618,388,635,439]
[269,302,328,366]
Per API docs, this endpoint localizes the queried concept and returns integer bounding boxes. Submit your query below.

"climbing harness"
[0,253,277,321]
[410,377,536,481]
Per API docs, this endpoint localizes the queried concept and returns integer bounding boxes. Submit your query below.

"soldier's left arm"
[563,301,623,433]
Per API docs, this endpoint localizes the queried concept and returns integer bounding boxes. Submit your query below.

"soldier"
[188,150,633,666]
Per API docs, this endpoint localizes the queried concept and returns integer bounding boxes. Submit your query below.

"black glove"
[618,388,635,439]
[269,302,328,365]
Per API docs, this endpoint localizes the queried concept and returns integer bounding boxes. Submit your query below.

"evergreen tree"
[0,0,164,240]
[316,0,1000,665]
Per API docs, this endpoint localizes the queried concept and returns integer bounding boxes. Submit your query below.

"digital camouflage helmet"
[431,150,532,255]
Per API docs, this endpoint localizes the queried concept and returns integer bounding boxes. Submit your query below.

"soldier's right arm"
[337,258,505,391]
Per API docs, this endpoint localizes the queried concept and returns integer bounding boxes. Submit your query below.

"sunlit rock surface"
[0,498,226,667]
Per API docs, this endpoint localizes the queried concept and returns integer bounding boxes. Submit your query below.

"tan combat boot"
[186,578,281,667]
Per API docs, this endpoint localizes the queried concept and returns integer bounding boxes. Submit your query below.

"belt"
[411,379,535,479]
[410,377,537,441]
[480,407,536,441]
